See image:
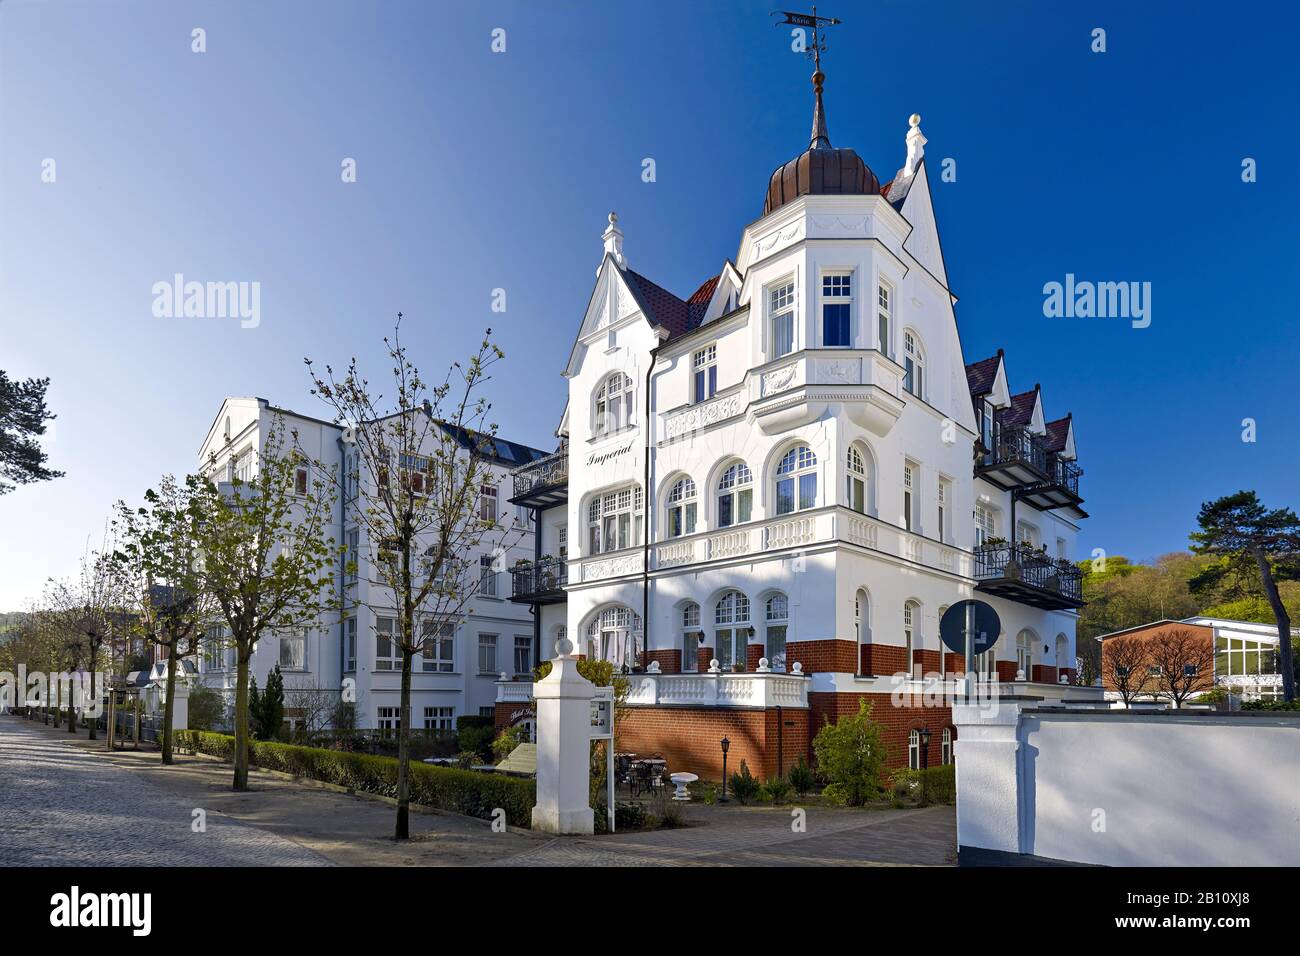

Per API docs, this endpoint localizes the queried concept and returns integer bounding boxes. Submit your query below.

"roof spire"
[772,7,841,150]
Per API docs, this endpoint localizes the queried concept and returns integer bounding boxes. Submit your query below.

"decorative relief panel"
[761,362,800,397]
[816,357,861,385]
[582,553,643,582]
[663,393,741,440]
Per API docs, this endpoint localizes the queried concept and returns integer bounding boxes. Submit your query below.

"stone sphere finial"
[555,636,574,658]
[909,113,921,128]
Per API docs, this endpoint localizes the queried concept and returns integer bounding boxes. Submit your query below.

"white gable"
[898,161,948,288]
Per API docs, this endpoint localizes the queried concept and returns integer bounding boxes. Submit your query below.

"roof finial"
[773,7,841,150]
[600,211,626,274]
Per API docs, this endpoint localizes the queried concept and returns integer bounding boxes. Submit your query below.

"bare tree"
[282,680,341,741]
[306,316,523,840]
[1101,635,1154,708]
[1147,627,1216,709]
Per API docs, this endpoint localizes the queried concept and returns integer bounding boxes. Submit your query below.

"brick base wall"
[618,706,811,781]
[860,643,906,676]
[746,644,765,671]
[494,700,535,732]
[643,649,681,674]
[788,638,858,674]
[698,645,714,672]
[1032,664,1058,684]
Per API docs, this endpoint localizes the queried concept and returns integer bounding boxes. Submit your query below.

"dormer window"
[594,371,634,436]
[821,273,852,347]
[770,281,795,359]
[692,345,717,403]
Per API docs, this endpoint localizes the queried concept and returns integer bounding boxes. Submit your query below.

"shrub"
[729,759,760,804]
[889,765,956,806]
[186,684,226,732]
[458,723,495,761]
[649,792,685,829]
[454,750,478,770]
[1243,699,1300,711]
[173,730,535,827]
[812,699,886,806]
[491,724,529,763]
[786,757,814,796]
[456,714,494,732]
[765,776,793,805]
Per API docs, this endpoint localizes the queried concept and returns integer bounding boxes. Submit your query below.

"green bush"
[186,684,226,732]
[457,724,495,761]
[173,730,535,827]
[491,724,529,762]
[811,699,886,806]
[765,776,793,805]
[786,757,814,796]
[729,759,760,804]
[1243,699,1300,711]
[889,764,956,806]
[456,714,494,732]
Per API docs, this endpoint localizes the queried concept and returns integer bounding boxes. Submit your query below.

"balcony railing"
[509,556,568,604]
[496,669,810,709]
[973,542,1083,609]
[509,450,568,507]
[1046,455,1082,498]
[978,425,1049,480]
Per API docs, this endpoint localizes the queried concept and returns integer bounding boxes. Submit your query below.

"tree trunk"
[87,647,98,740]
[161,646,178,765]
[233,646,251,791]
[1253,546,1295,702]
[395,647,413,840]
[66,666,77,733]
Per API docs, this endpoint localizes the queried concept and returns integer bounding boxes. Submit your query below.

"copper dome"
[763,146,880,216]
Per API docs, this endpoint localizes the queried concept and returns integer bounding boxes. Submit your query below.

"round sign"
[940,600,1001,656]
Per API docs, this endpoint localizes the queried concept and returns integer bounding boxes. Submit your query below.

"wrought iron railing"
[511,451,568,499]
[510,557,568,598]
[1046,455,1083,497]
[980,425,1048,476]
[973,543,1082,602]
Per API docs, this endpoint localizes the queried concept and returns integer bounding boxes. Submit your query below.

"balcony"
[973,542,1084,610]
[496,668,810,710]
[509,450,567,509]
[509,557,568,605]
[1018,454,1087,519]
[976,425,1049,489]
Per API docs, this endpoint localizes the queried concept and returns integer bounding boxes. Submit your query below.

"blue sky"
[2,0,1298,608]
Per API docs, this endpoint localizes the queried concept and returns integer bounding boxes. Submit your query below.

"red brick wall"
[746,643,765,671]
[860,643,906,676]
[643,649,681,674]
[809,691,956,771]
[1099,622,1214,692]
[1032,664,1057,684]
[943,652,966,676]
[617,707,808,781]
[997,661,1021,683]
[915,649,942,675]
[788,638,858,674]
[697,645,713,672]
[494,701,535,732]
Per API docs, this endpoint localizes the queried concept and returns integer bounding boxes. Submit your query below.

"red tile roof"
[624,269,720,341]
[1044,415,1072,453]
[998,385,1040,426]
[964,351,1003,395]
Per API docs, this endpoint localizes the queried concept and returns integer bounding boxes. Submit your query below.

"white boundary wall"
[953,702,1300,866]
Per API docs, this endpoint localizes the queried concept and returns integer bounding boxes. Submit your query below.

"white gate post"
[531,638,596,835]
[952,698,1026,860]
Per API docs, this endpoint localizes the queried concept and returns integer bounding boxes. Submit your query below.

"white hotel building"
[499,73,1101,777]
[194,396,547,735]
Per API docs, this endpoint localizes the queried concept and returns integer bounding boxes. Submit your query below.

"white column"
[531,639,596,835]
[952,699,1026,857]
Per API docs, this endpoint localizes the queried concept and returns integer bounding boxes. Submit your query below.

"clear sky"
[2,0,1298,609]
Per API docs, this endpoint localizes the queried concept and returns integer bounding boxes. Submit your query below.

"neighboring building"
[1097,616,1291,704]
[194,396,547,734]
[502,68,1101,778]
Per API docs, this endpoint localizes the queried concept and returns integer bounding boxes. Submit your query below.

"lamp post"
[719,736,731,803]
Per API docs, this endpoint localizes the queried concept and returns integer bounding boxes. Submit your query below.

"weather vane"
[771,6,841,73]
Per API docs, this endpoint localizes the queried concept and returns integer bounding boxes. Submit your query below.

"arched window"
[775,444,817,516]
[716,462,753,528]
[585,607,642,668]
[1055,634,1069,680]
[903,330,925,398]
[666,477,697,538]
[764,594,788,672]
[908,729,920,770]
[714,591,751,671]
[1016,629,1036,679]
[904,600,921,676]
[681,603,700,673]
[846,444,868,514]
[594,371,634,436]
[941,728,952,765]
[586,486,643,555]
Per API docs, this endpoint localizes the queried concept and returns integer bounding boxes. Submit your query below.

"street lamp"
[919,726,932,805]
[719,736,731,803]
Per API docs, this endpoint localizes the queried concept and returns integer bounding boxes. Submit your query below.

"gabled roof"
[965,351,1003,396]
[623,268,723,342]
[998,385,1041,427]
[1044,415,1073,454]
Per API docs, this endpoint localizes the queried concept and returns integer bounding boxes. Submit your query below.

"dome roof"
[763,146,880,216]
[762,68,882,216]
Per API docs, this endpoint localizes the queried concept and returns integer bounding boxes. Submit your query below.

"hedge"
[174,730,535,827]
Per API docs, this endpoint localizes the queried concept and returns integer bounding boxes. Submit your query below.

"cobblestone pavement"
[490,802,957,867]
[0,718,331,866]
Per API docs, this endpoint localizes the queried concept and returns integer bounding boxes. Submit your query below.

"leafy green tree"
[189,418,340,791]
[1192,491,1299,701]
[248,676,262,737]
[186,683,225,731]
[258,664,285,740]
[112,475,214,764]
[812,699,886,805]
[0,371,62,494]
[306,317,520,840]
